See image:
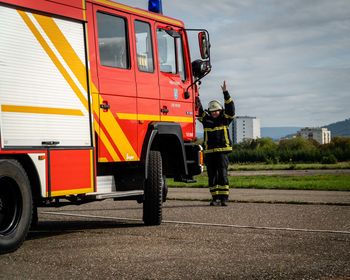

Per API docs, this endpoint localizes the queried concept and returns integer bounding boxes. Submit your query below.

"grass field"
[167,174,350,191]
[228,162,350,171]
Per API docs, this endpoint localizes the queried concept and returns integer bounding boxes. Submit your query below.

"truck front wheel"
[0,160,32,254]
[143,151,163,225]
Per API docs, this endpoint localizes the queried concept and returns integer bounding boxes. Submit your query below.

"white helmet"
[208,100,223,112]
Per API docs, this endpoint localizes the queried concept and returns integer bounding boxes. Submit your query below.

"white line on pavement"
[41,211,350,235]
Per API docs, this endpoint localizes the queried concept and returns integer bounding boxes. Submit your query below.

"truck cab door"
[156,25,194,141]
[92,5,139,162]
[131,16,160,156]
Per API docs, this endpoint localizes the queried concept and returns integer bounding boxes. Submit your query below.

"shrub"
[229,136,350,163]
[321,154,338,164]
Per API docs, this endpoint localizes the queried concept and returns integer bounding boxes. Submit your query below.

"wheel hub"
[0,177,21,235]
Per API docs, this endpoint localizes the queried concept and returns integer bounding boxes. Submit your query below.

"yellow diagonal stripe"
[33,13,88,93]
[92,95,120,161]
[32,12,138,161]
[18,11,118,160]
[1,105,83,116]
[19,10,133,161]
[101,110,139,160]
[94,120,120,161]
[17,11,89,111]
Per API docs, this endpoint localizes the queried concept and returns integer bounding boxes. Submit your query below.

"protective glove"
[221,81,227,93]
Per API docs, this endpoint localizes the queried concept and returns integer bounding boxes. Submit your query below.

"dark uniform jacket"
[197,91,235,154]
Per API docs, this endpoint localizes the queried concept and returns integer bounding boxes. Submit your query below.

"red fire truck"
[0,0,211,253]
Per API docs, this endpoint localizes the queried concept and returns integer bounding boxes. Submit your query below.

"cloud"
[114,0,350,127]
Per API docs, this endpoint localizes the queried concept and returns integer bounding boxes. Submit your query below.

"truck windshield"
[157,29,186,80]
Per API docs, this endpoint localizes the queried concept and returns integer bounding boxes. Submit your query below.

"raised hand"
[221,81,227,92]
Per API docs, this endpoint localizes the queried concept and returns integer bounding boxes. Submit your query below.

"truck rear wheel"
[143,151,163,225]
[0,160,32,254]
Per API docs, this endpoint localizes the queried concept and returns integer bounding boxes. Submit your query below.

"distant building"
[297,127,331,144]
[231,116,261,144]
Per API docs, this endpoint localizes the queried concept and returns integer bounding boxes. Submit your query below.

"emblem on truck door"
[174,88,179,100]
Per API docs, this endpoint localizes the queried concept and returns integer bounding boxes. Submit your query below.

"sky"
[115,0,350,127]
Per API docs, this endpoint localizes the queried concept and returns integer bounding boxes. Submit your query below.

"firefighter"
[197,81,235,206]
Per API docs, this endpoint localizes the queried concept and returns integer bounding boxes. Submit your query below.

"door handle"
[160,106,169,114]
[100,101,110,112]
[41,141,60,146]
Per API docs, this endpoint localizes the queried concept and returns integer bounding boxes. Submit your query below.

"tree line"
[228,136,350,164]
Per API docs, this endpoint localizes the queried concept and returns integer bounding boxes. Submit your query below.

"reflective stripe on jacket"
[197,91,235,154]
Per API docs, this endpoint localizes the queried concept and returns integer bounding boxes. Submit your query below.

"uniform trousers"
[204,152,230,201]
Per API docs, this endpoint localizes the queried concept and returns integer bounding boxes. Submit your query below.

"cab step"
[92,190,144,200]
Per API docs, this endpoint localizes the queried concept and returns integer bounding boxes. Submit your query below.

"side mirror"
[198,31,210,59]
[192,59,211,79]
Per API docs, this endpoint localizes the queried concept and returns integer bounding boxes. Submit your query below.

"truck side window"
[135,21,154,73]
[157,29,176,74]
[97,12,129,69]
[176,37,186,81]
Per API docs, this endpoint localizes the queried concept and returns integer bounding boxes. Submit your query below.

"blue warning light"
[148,0,163,14]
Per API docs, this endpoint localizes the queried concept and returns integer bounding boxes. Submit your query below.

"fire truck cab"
[0,0,211,253]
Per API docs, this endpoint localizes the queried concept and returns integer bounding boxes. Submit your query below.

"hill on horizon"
[261,127,301,140]
[196,118,350,140]
[262,118,350,139]
[325,118,350,136]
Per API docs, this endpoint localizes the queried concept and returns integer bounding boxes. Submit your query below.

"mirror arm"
[165,28,181,38]
[183,28,211,99]
[184,67,211,99]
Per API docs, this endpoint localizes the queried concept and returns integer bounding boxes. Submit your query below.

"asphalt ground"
[0,197,349,280]
[168,188,350,205]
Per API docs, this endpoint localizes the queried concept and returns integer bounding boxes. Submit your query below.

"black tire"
[143,151,163,225]
[30,206,38,229]
[162,175,168,203]
[0,160,33,254]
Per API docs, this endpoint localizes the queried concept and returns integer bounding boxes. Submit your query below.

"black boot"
[210,199,220,206]
[220,200,228,206]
